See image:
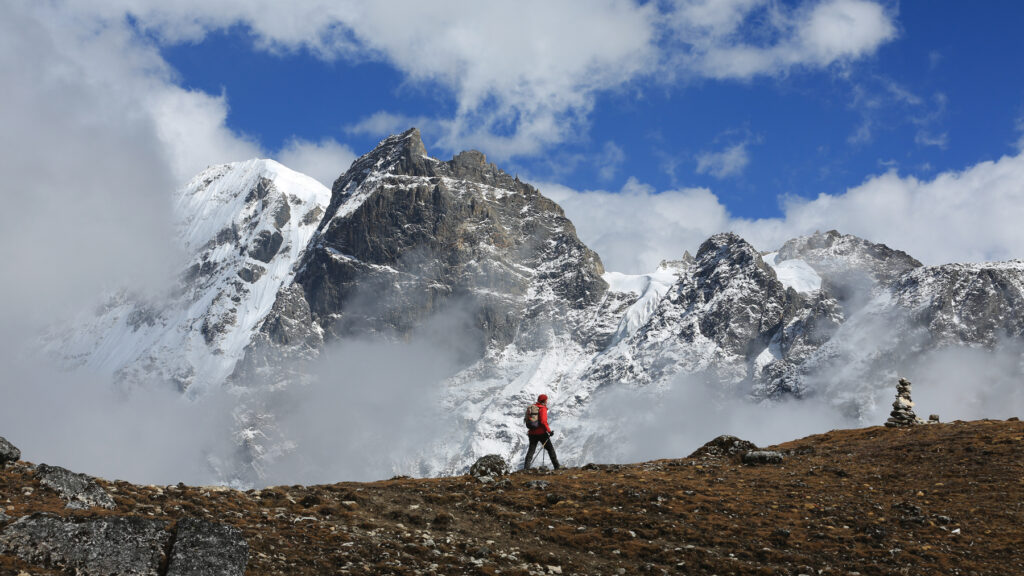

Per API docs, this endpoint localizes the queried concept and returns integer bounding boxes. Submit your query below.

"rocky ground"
[2,419,1022,576]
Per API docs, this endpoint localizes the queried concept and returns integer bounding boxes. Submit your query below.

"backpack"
[524,404,541,430]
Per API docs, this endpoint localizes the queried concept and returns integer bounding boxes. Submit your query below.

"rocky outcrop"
[35,463,116,510]
[167,518,248,576]
[469,454,509,479]
[689,435,759,459]
[0,513,249,576]
[0,514,170,575]
[890,261,1024,347]
[742,450,785,465]
[0,436,19,466]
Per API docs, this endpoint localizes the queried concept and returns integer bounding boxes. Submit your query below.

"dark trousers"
[524,432,559,469]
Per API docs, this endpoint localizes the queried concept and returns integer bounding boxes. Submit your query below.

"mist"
[237,335,467,486]
[577,376,859,466]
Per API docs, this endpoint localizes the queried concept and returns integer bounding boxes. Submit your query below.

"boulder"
[0,513,169,575]
[689,435,758,459]
[35,463,116,510]
[0,436,20,465]
[742,450,785,465]
[167,518,249,576]
[469,454,509,478]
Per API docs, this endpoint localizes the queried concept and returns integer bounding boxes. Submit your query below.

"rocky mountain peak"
[776,230,922,292]
[693,233,777,299]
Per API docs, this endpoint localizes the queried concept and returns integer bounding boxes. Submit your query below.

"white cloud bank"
[277,138,358,188]
[52,0,897,160]
[545,151,1024,273]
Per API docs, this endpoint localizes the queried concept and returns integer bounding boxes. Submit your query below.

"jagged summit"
[326,128,535,226]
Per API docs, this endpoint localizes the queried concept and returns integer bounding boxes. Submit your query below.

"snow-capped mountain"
[47,159,330,395]
[49,129,1024,482]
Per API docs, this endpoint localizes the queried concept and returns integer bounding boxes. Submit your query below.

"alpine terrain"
[47,129,1024,483]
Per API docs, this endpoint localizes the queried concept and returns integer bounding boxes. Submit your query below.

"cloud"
[1016,110,1024,151]
[544,150,1024,273]
[346,111,436,140]
[542,178,734,274]
[0,3,181,331]
[44,1,896,161]
[695,142,750,178]
[914,130,948,149]
[597,141,626,181]
[276,138,358,187]
[670,0,897,80]
[579,372,856,465]
[0,3,297,484]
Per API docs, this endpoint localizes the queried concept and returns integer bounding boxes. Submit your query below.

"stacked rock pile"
[885,378,925,427]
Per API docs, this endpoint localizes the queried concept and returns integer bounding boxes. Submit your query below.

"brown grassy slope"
[2,419,1022,576]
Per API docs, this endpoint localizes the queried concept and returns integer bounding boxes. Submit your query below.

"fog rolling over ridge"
[4,129,1024,486]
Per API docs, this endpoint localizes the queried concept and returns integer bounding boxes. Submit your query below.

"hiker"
[523,394,560,470]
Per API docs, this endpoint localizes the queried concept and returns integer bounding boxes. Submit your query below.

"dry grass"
[2,419,1023,575]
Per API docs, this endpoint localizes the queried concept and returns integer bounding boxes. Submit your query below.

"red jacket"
[529,403,551,435]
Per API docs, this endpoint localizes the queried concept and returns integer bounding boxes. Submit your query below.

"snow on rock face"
[763,252,821,293]
[604,266,679,342]
[47,159,330,394]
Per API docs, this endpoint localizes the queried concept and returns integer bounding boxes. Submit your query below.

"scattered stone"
[929,414,940,423]
[742,450,785,465]
[0,436,20,466]
[689,435,758,459]
[35,463,116,510]
[469,454,509,479]
[0,513,169,575]
[545,493,563,505]
[167,518,249,576]
[0,510,9,525]
[884,378,925,427]
[770,528,791,544]
[525,480,550,490]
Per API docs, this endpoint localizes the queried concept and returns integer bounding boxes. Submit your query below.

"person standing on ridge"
[523,394,560,470]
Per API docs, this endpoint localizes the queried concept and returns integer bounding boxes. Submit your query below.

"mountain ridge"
[45,129,1024,483]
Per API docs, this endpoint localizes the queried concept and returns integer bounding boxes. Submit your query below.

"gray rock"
[35,463,116,510]
[0,436,20,465]
[0,513,169,575]
[742,450,785,465]
[248,229,284,263]
[469,454,509,478]
[167,518,248,576]
[689,435,758,459]
[0,510,10,524]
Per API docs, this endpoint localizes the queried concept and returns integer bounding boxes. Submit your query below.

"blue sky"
[156,1,1024,221]
[3,0,1024,280]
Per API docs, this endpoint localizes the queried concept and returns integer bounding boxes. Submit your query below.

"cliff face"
[257,128,607,356]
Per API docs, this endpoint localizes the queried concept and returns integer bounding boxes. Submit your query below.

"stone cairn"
[885,378,925,427]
